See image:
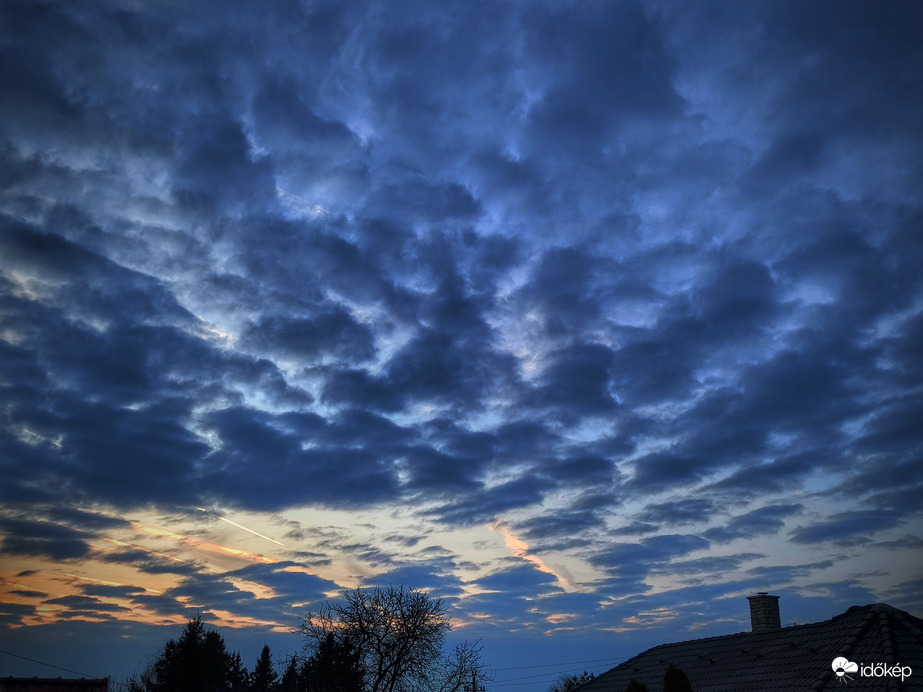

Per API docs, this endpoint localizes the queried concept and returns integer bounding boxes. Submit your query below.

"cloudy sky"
[1,0,922,687]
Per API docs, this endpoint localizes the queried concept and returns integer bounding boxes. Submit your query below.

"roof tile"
[580,603,923,692]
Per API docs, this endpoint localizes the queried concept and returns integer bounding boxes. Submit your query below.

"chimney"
[747,593,781,633]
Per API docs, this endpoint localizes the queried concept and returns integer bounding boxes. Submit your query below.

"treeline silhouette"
[126,586,485,692]
[125,614,294,692]
[549,664,693,692]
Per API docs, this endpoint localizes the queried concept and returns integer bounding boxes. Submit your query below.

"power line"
[492,680,573,689]
[0,646,98,678]
[493,656,627,672]
[0,647,131,691]
[0,644,626,690]
[492,665,624,688]
[492,670,595,687]
[490,657,628,689]
[493,668,605,684]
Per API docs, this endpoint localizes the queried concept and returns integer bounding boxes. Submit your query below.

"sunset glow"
[1,0,921,688]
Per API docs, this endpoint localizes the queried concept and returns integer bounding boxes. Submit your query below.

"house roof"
[580,603,923,692]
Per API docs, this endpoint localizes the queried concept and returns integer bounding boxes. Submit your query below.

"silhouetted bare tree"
[299,586,484,692]
[547,671,596,692]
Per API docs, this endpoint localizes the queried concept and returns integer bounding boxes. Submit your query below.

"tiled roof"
[581,603,923,692]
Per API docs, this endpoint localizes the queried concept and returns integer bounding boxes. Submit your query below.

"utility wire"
[1,645,625,691]
[492,670,598,687]
[493,656,628,672]
[492,681,573,689]
[0,646,98,678]
[0,647,132,691]
[491,657,629,688]
[495,668,605,684]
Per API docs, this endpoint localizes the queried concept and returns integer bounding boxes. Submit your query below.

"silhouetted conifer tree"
[135,614,249,692]
[302,632,364,692]
[623,679,648,692]
[229,651,250,691]
[278,658,301,692]
[251,645,280,692]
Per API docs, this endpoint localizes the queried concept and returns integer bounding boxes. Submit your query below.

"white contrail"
[195,508,285,547]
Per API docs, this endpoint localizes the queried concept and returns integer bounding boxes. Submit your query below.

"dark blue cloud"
[9,589,48,599]
[709,453,822,496]
[98,550,200,577]
[0,602,37,628]
[612,522,659,537]
[705,504,803,544]
[243,310,377,362]
[589,535,710,580]
[0,518,92,561]
[225,563,340,605]
[514,511,603,547]
[362,560,467,597]
[746,561,835,583]
[426,475,553,526]
[788,510,906,546]
[198,406,401,510]
[526,342,619,418]
[322,367,407,412]
[638,498,715,527]
[626,452,713,494]
[656,553,765,580]
[470,563,562,598]
[521,2,681,157]
[44,595,129,613]
[44,507,132,532]
[80,584,148,599]
[1,0,922,681]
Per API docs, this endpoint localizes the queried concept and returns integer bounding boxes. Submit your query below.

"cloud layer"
[1,0,921,684]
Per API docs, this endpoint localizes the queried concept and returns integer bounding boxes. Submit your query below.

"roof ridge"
[890,608,923,643]
[877,607,899,666]
[610,603,901,661]
[588,602,923,692]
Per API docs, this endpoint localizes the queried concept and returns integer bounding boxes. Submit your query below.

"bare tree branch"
[299,585,463,692]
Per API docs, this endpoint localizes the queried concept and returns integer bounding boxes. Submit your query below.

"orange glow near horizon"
[0,508,291,633]
[130,519,278,566]
[103,537,193,567]
[490,521,575,592]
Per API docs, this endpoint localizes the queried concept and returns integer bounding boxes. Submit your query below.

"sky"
[1,0,922,688]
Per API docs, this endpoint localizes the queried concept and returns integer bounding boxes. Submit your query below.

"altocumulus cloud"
[1,0,922,683]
